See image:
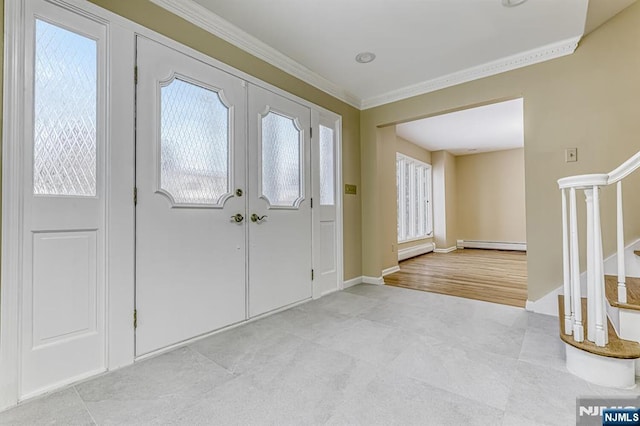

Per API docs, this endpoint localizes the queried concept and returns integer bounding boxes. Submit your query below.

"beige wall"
[456,148,526,243]
[432,151,458,249]
[361,2,640,300]
[83,0,363,280]
[397,136,432,164]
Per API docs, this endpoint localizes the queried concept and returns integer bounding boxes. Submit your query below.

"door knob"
[231,213,244,223]
[250,213,267,223]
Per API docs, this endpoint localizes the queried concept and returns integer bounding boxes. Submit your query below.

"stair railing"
[558,150,640,347]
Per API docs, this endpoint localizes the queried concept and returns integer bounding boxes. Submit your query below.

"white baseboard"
[525,286,561,316]
[343,276,363,289]
[362,276,385,285]
[398,242,434,261]
[382,266,400,276]
[434,246,456,254]
[457,240,527,251]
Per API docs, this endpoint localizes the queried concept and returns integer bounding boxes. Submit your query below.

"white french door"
[248,85,313,317]
[135,37,248,356]
[20,2,107,397]
[135,39,313,354]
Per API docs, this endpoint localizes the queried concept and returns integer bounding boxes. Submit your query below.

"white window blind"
[396,153,433,242]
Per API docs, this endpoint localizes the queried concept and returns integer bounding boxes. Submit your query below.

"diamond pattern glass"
[161,78,229,205]
[261,112,302,207]
[319,125,335,205]
[34,20,97,196]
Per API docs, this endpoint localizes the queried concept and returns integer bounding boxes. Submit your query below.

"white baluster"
[561,189,573,335]
[569,187,583,342]
[584,189,595,342]
[593,186,608,346]
[617,181,627,303]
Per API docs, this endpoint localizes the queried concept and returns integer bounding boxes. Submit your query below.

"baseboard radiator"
[456,240,526,251]
[398,242,435,261]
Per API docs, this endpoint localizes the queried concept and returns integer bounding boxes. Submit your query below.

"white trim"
[361,37,581,109]
[342,276,363,289]
[565,344,637,389]
[456,240,527,251]
[0,0,25,410]
[335,116,344,291]
[382,266,400,276]
[525,289,561,317]
[398,242,434,261]
[148,0,360,109]
[148,0,581,111]
[434,246,457,254]
[362,276,385,285]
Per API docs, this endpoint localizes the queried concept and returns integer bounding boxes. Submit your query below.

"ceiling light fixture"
[502,0,527,7]
[355,52,376,64]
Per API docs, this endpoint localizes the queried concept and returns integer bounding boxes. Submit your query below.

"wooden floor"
[385,249,528,307]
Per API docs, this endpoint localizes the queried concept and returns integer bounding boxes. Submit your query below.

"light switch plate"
[565,148,577,162]
[345,184,357,195]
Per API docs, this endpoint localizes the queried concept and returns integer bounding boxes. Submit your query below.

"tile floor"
[1,284,638,425]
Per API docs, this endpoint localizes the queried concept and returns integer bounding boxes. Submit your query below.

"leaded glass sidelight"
[33,20,97,196]
[160,78,230,206]
[261,111,302,207]
[319,125,335,206]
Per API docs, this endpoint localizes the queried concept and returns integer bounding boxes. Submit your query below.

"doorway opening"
[384,98,527,307]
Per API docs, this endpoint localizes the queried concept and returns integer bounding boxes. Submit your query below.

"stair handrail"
[557,150,640,348]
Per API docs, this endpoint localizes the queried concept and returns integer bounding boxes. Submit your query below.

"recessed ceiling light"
[502,0,527,7]
[355,52,376,64]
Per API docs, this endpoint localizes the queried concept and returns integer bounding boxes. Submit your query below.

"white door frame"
[1,0,343,410]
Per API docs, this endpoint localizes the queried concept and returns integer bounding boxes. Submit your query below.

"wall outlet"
[565,148,578,163]
[345,184,357,195]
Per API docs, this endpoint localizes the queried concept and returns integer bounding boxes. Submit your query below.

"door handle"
[250,214,267,223]
[231,213,244,223]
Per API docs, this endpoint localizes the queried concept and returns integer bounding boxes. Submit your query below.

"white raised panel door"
[248,84,312,317]
[21,3,107,398]
[135,37,247,356]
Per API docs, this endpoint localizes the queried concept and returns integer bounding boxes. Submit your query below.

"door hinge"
[310,127,313,138]
[133,187,138,205]
[311,197,313,208]
[311,269,314,280]
[133,309,138,329]
[134,66,138,85]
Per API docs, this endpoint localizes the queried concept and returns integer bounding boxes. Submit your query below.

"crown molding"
[150,0,581,111]
[149,0,361,109]
[360,37,581,110]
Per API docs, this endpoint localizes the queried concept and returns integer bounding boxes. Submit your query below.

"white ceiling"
[188,0,589,108]
[396,98,524,156]
[153,0,636,109]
